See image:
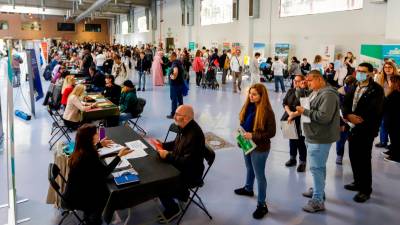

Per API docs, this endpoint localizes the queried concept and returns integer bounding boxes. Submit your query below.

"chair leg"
[129,118,147,136]
[193,193,212,219]
[57,212,69,225]
[176,191,197,225]
[72,210,85,224]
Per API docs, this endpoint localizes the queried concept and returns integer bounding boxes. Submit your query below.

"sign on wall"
[275,43,290,64]
[360,44,400,68]
[21,22,41,31]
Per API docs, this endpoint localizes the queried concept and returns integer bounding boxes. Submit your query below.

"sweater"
[119,90,138,114]
[63,95,86,122]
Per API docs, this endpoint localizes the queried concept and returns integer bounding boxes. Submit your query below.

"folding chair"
[128,98,147,135]
[47,106,72,150]
[163,123,180,143]
[48,163,86,225]
[176,144,215,225]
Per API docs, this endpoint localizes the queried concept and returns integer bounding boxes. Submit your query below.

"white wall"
[115,0,398,61]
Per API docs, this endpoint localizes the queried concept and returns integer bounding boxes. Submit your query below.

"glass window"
[138,16,148,33]
[121,21,129,34]
[280,0,363,17]
[84,24,101,32]
[201,0,233,26]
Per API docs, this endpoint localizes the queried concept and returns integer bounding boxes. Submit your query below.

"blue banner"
[26,49,44,101]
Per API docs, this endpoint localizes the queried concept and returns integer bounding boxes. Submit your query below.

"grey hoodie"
[303,86,340,144]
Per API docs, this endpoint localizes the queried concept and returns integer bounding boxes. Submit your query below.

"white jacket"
[230,55,243,73]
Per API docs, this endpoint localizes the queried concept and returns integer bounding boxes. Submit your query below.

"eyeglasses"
[384,66,394,69]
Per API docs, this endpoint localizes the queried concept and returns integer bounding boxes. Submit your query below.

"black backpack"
[43,65,52,81]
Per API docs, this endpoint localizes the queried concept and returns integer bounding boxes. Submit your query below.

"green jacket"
[119,90,138,114]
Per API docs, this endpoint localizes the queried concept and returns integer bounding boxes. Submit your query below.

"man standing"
[167,52,184,119]
[135,51,151,91]
[296,70,340,213]
[155,105,205,223]
[271,56,286,93]
[230,49,243,93]
[250,52,261,85]
[80,44,94,77]
[12,49,23,87]
[342,62,384,203]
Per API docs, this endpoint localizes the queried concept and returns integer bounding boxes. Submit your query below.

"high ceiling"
[0,0,152,19]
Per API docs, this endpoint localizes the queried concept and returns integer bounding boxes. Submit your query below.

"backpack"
[131,98,146,117]
[224,57,231,69]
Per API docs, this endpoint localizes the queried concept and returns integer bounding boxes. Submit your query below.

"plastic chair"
[163,123,180,143]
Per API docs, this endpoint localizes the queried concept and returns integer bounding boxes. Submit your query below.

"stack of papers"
[104,157,131,170]
[98,144,125,156]
[124,140,148,159]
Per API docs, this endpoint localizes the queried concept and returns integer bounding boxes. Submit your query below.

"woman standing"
[192,50,205,86]
[234,84,276,219]
[152,51,165,86]
[112,54,128,86]
[64,124,132,225]
[311,55,324,75]
[344,51,356,76]
[289,56,302,81]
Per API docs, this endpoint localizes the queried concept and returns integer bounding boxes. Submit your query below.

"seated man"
[155,105,205,223]
[119,80,138,124]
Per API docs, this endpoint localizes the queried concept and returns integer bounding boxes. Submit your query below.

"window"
[280,0,363,17]
[201,0,233,26]
[84,24,101,32]
[138,16,148,33]
[121,21,129,34]
[57,23,75,31]
[0,21,8,30]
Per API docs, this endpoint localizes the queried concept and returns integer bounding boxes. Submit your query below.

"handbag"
[236,56,243,73]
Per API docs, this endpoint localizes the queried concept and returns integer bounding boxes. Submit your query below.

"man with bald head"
[155,105,205,223]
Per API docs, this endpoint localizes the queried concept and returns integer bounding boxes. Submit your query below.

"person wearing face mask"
[281,75,309,172]
[342,62,384,203]
[234,84,276,219]
[152,105,205,223]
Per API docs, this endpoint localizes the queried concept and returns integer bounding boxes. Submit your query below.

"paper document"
[300,97,311,123]
[123,148,148,159]
[125,140,148,150]
[236,127,257,155]
[280,121,298,139]
[112,168,138,178]
[98,144,125,156]
[105,157,131,170]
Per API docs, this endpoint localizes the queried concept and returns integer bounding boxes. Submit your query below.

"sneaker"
[336,156,343,165]
[142,88,145,91]
[253,205,268,219]
[381,150,392,157]
[384,156,400,163]
[137,87,141,91]
[375,143,387,148]
[353,192,370,203]
[285,159,297,167]
[166,115,174,119]
[234,187,254,197]
[297,163,306,172]
[238,86,241,91]
[302,199,325,213]
[158,208,181,224]
[344,182,359,191]
[302,188,325,200]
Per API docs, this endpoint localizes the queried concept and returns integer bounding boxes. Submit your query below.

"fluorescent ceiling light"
[0,4,67,16]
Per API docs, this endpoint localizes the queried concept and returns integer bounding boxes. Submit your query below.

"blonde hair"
[69,84,86,99]
[62,75,75,94]
[239,84,273,131]
[376,61,399,88]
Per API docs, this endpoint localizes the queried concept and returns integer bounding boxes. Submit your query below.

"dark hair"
[105,74,115,84]
[89,66,96,72]
[329,62,334,68]
[390,75,400,91]
[292,56,300,63]
[214,48,218,54]
[358,62,374,73]
[170,52,177,58]
[123,80,135,88]
[255,52,261,57]
[274,56,279,61]
[124,49,132,69]
[303,58,307,61]
[69,124,98,168]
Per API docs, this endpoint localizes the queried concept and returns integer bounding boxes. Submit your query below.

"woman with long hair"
[61,75,76,106]
[152,51,165,86]
[234,83,276,219]
[375,61,399,149]
[64,124,131,225]
[192,50,205,86]
[63,84,95,129]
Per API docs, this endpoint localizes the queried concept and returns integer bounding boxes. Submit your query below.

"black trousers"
[159,185,189,212]
[289,136,307,162]
[388,130,400,160]
[348,133,374,195]
[195,71,202,86]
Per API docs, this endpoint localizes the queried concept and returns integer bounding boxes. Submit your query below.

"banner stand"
[1,40,31,225]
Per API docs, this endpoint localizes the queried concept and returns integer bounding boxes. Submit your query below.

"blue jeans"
[138,71,146,89]
[274,75,285,92]
[243,150,269,206]
[379,119,388,145]
[170,85,183,116]
[12,69,21,87]
[306,142,331,202]
[119,112,133,125]
[336,130,349,156]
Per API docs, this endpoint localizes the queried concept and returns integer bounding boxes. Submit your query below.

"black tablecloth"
[102,125,181,224]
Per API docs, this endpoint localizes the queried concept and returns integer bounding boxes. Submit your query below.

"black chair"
[163,123,180,143]
[48,163,85,225]
[47,106,71,150]
[177,144,215,225]
[128,98,147,135]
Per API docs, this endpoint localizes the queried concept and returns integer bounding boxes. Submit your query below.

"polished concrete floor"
[0,66,399,225]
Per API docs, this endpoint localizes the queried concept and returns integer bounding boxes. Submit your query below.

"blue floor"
[0,69,399,225]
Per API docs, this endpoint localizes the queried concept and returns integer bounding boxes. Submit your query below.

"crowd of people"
[26,40,400,224]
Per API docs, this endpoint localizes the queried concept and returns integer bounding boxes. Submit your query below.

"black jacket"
[87,71,105,88]
[281,88,308,136]
[64,152,120,212]
[384,90,400,134]
[103,84,121,105]
[342,78,384,137]
[103,59,114,75]
[135,58,151,73]
[162,120,205,187]
[301,63,311,75]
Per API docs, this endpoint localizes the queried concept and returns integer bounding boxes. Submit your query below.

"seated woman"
[64,124,132,225]
[119,80,138,124]
[103,75,121,105]
[63,84,96,129]
[51,64,67,84]
[61,75,76,107]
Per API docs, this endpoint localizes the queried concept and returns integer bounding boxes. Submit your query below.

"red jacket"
[192,57,204,73]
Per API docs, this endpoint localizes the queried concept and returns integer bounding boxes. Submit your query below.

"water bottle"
[15,110,31,121]
[99,123,106,140]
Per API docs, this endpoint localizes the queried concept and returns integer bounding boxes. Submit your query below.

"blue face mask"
[356,72,367,82]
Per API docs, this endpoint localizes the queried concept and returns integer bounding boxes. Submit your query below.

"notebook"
[113,168,140,186]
